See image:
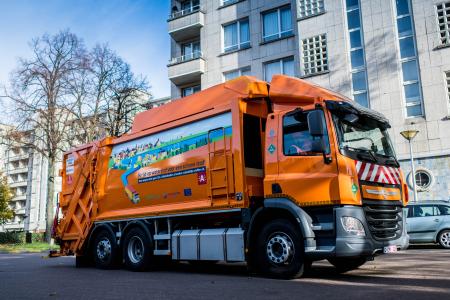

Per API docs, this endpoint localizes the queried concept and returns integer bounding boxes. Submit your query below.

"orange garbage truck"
[53,75,409,278]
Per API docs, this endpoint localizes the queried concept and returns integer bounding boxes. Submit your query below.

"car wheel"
[327,257,368,273]
[255,219,305,279]
[92,229,120,269]
[438,230,450,249]
[123,227,154,271]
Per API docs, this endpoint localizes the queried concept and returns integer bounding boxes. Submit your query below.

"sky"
[0,0,171,99]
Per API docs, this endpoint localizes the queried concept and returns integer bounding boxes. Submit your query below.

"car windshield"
[332,112,396,158]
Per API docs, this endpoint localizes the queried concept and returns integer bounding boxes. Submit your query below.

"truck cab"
[258,76,409,270]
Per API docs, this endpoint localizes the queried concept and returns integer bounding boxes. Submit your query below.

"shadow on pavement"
[407,244,441,250]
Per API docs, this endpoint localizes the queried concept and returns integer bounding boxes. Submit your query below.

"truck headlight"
[341,216,366,236]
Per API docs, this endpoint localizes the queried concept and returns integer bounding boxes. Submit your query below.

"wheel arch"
[85,223,117,255]
[122,220,154,246]
[246,198,315,252]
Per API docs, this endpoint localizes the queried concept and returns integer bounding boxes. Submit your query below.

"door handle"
[434,219,440,222]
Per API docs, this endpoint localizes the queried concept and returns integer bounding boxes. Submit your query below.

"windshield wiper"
[378,155,400,168]
[342,146,378,163]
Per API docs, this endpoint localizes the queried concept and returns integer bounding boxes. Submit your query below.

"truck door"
[274,109,339,204]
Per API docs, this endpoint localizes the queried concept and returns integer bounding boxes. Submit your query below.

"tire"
[438,230,450,249]
[92,229,120,269]
[122,227,154,271]
[327,257,367,273]
[255,219,305,279]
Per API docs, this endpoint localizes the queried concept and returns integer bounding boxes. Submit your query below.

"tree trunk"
[45,156,56,243]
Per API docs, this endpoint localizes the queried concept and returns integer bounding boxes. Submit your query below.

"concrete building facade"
[167,0,450,200]
[0,126,47,232]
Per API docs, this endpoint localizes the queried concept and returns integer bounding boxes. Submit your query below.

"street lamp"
[400,129,419,202]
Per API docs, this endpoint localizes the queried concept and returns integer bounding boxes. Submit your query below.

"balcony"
[10,181,28,188]
[8,153,30,162]
[168,51,205,86]
[8,167,29,175]
[15,208,26,215]
[2,223,24,230]
[11,194,27,201]
[168,6,204,42]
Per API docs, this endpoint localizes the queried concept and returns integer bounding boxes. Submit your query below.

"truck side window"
[283,110,328,156]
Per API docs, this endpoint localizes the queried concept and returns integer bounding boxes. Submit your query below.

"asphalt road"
[1,246,449,300]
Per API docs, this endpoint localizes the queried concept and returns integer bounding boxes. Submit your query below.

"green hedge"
[0,231,46,244]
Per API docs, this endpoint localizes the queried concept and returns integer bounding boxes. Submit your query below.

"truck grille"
[363,204,402,241]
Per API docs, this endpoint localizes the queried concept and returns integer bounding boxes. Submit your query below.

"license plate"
[383,245,398,253]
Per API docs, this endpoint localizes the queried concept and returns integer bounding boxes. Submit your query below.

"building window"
[262,6,293,42]
[181,85,201,97]
[394,0,423,117]
[415,171,431,189]
[181,0,200,13]
[170,41,202,65]
[182,40,201,61]
[264,57,295,81]
[223,66,251,81]
[345,0,369,108]
[301,34,328,76]
[170,0,200,19]
[436,2,450,46]
[298,0,325,19]
[223,18,250,52]
[408,168,435,191]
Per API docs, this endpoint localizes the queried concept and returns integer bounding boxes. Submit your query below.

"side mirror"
[311,139,325,153]
[307,110,325,137]
[307,110,332,164]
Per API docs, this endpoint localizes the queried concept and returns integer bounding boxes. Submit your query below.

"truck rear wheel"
[327,257,367,273]
[123,227,153,271]
[255,219,305,279]
[92,229,120,269]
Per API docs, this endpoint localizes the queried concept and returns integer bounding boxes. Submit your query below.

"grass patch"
[0,242,59,253]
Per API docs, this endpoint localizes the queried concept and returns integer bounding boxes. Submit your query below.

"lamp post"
[400,129,419,202]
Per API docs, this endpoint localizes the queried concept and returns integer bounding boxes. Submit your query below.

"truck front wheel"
[255,219,305,279]
[92,229,120,269]
[122,227,153,271]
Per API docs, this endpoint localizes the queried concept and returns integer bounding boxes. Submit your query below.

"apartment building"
[0,125,47,232]
[167,0,450,200]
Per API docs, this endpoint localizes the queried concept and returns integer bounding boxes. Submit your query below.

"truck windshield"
[332,112,398,166]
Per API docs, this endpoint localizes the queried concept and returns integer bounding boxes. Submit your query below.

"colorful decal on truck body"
[109,112,232,203]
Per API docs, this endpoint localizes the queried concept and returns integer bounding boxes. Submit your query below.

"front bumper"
[334,206,409,257]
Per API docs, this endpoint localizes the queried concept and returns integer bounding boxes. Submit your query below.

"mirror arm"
[320,137,332,164]
[323,152,332,164]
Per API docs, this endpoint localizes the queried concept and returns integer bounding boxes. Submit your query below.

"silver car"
[406,201,450,249]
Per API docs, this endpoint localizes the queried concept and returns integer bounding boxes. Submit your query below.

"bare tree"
[5,30,85,241]
[91,45,150,137]
[3,31,151,242]
[102,73,150,136]
[67,44,150,141]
